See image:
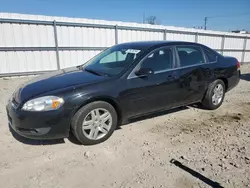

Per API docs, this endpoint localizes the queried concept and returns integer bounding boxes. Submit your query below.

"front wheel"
[202,79,225,110]
[71,101,117,145]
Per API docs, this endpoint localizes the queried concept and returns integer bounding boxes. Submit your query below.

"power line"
[208,12,250,19]
[204,12,250,30]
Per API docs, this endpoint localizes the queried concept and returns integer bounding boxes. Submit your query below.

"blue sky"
[0,0,249,31]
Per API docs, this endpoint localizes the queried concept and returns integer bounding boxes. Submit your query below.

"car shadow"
[67,131,82,145]
[118,103,207,129]
[189,103,208,110]
[170,159,224,188]
[240,73,250,81]
[9,125,65,145]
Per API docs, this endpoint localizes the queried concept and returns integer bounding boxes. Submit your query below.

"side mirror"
[135,68,154,77]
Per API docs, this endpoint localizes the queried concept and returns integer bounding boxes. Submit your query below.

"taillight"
[237,60,240,70]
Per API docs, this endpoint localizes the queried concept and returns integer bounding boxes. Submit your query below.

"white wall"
[0,13,249,75]
[167,32,196,42]
[198,36,222,49]
[57,26,115,47]
[0,51,57,73]
[59,50,101,69]
[0,23,54,47]
[118,30,163,43]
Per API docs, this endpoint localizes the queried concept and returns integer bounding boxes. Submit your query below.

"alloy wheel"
[82,108,112,140]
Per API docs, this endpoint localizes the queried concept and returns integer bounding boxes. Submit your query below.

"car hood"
[13,67,110,103]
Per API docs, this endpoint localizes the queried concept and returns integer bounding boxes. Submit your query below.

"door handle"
[204,68,214,75]
[166,74,177,80]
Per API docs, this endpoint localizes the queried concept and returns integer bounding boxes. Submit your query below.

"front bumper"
[6,100,71,140]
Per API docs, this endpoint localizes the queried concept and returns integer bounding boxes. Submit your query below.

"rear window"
[204,49,217,62]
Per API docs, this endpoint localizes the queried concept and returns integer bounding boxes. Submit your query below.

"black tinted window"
[141,48,173,72]
[204,49,217,62]
[177,46,204,67]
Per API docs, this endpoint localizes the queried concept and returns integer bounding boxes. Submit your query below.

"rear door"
[202,47,220,82]
[174,45,208,105]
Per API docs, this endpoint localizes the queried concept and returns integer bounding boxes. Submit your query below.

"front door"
[120,47,180,117]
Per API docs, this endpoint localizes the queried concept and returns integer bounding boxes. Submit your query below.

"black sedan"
[6,41,240,145]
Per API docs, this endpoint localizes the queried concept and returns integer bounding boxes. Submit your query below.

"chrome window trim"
[128,61,217,80]
[203,48,219,64]
[127,44,218,80]
[207,59,218,64]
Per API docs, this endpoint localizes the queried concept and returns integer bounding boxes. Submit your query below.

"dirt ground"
[0,65,250,188]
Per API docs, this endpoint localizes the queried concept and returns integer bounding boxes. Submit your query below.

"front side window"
[141,48,173,72]
[176,46,205,67]
[83,46,144,76]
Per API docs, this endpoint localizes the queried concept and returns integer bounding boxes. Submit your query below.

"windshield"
[82,45,144,76]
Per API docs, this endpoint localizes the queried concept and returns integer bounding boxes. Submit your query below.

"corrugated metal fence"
[0,13,249,77]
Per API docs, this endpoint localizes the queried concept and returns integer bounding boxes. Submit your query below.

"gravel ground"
[0,65,250,188]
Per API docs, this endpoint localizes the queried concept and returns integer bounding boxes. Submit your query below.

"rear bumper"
[6,101,72,140]
[227,70,240,92]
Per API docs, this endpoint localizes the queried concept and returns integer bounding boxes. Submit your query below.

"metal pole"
[115,25,118,45]
[53,20,60,70]
[204,17,207,30]
[163,29,167,40]
[195,32,198,43]
[221,35,225,55]
[115,25,118,61]
[241,37,247,63]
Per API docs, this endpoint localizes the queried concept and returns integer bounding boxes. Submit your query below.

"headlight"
[22,96,64,111]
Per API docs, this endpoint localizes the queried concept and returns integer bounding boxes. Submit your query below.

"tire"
[71,101,117,145]
[202,79,225,110]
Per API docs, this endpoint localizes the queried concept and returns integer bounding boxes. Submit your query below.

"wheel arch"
[217,77,228,91]
[71,96,123,126]
[202,77,228,102]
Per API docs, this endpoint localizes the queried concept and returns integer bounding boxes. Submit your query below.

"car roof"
[118,41,202,49]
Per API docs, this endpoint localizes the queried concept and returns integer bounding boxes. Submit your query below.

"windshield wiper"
[76,65,83,69]
[84,68,103,76]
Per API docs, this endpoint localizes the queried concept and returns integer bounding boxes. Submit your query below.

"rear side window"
[204,49,217,62]
[176,46,205,67]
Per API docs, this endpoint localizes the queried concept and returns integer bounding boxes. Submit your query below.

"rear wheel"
[71,101,117,145]
[202,79,225,110]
